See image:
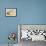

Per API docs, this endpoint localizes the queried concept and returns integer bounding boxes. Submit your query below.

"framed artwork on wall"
[18,24,46,42]
[5,8,17,17]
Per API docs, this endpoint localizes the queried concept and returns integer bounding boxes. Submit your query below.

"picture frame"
[5,8,17,17]
[18,24,46,42]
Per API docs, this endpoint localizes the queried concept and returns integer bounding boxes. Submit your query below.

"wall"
[0,0,46,44]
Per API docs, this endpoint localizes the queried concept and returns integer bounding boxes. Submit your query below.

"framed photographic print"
[5,8,17,17]
[18,24,46,42]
